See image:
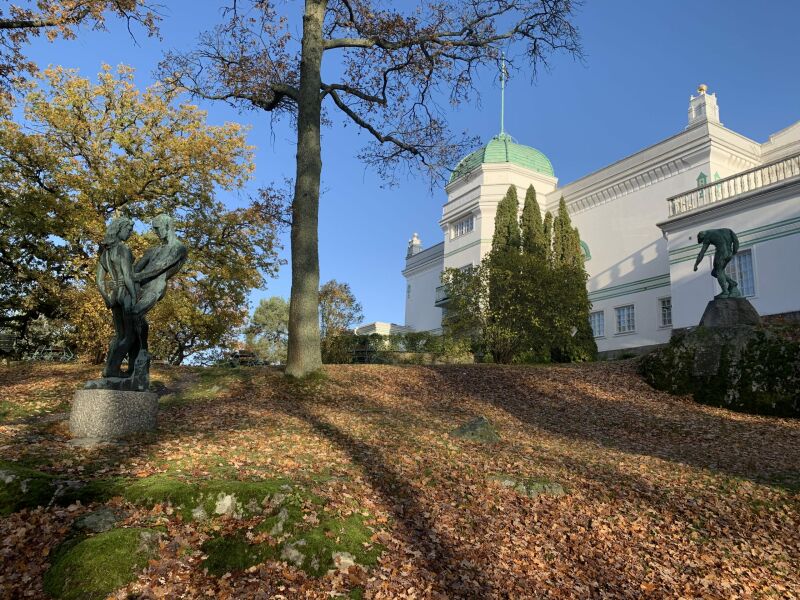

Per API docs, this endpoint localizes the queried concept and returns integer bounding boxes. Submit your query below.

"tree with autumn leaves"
[162,0,581,377]
[0,0,159,97]
[443,185,595,363]
[0,65,283,363]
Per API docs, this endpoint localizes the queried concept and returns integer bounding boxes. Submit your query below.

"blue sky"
[23,0,800,326]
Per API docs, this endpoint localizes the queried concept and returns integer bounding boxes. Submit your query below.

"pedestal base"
[69,389,158,439]
[699,298,761,328]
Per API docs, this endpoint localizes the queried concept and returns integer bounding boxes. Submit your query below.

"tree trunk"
[285,0,326,378]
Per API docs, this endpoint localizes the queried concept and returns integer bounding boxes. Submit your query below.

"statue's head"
[152,214,173,242]
[103,216,134,245]
[697,230,706,243]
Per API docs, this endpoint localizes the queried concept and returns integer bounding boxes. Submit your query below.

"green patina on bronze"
[692,228,742,299]
[86,214,187,392]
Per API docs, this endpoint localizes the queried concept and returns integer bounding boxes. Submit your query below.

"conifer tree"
[491,186,522,255]
[543,211,554,263]
[549,197,596,361]
[521,185,547,260]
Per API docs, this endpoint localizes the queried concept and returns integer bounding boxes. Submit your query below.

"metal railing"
[435,285,450,306]
[667,152,800,217]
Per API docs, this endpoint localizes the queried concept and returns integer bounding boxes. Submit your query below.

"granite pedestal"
[69,389,158,439]
[699,297,761,328]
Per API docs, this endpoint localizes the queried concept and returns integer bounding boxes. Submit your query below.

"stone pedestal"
[70,389,158,439]
[699,298,761,328]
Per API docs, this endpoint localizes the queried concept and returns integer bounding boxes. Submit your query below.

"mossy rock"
[203,507,381,578]
[122,474,297,520]
[450,416,500,443]
[641,325,800,416]
[43,528,160,600]
[0,461,57,515]
[292,513,382,577]
[488,474,566,498]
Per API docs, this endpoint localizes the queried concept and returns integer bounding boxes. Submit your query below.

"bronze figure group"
[89,214,187,391]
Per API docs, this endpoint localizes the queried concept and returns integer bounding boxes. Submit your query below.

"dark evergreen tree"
[549,197,596,361]
[543,210,554,263]
[491,186,521,255]
[521,185,547,260]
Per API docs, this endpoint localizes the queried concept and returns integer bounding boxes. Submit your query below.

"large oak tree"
[164,0,581,377]
[0,0,159,96]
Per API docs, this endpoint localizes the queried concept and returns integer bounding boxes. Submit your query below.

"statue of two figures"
[85,214,187,392]
[693,228,742,299]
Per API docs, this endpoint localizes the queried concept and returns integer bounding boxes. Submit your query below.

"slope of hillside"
[1,361,799,598]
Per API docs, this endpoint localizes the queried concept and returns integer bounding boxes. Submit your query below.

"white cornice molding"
[549,121,764,216]
[549,127,711,214]
[444,162,558,200]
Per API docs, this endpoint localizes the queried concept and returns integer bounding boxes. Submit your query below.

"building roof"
[448,132,554,183]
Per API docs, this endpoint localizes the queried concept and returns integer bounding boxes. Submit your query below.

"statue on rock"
[693,228,741,299]
[86,214,187,392]
[692,227,760,328]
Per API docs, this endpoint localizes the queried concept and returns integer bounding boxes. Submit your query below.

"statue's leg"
[133,282,162,352]
[713,255,729,298]
[108,309,136,378]
[140,317,150,352]
[103,305,125,378]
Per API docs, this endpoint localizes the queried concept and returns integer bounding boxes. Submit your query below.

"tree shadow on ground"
[423,362,800,487]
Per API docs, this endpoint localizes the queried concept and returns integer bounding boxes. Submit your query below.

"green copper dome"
[448,133,554,183]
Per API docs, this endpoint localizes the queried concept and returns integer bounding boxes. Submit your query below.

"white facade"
[401,86,800,352]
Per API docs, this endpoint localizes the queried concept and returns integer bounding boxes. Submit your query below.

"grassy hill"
[1,361,799,598]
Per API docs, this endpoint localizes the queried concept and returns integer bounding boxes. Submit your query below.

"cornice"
[402,242,444,276]
[550,127,712,215]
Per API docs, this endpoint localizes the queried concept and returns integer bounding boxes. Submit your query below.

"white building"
[399,85,800,354]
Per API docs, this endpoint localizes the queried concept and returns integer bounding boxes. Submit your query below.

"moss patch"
[0,460,57,515]
[203,503,381,578]
[122,474,296,520]
[293,513,381,577]
[202,534,273,576]
[43,528,159,600]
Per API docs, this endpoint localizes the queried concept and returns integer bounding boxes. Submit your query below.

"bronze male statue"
[132,214,188,355]
[96,216,137,379]
[87,214,186,391]
[693,228,741,299]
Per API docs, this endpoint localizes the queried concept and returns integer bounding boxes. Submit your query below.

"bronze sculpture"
[692,228,741,299]
[87,214,187,391]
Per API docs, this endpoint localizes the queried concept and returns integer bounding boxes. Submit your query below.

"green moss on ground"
[294,513,381,576]
[122,474,296,520]
[0,460,57,515]
[202,533,273,576]
[43,528,159,600]
[202,500,382,578]
[159,367,250,407]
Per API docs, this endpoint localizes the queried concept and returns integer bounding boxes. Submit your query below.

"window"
[589,311,605,338]
[725,249,755,297]
[452,215,474,239]
[615,304,635,334]
[580,240,591,261]
[406,284,411,299]
[659,297,672,328]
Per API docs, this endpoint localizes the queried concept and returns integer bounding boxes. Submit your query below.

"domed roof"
[448,133,554,183]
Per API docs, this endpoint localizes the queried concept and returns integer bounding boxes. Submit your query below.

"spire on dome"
[500,52,508,135]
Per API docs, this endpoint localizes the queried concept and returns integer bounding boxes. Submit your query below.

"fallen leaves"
[1,360,799,598]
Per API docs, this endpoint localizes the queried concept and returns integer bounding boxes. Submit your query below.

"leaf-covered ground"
[1,360,799,598]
